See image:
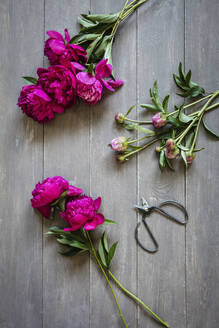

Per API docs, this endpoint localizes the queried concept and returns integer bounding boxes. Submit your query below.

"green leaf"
[86,35,103,61]
[165,156,174,171]
[78,16,97,28]
[22,76,37,84]
[103,39,113,65]
[70,33,100,45]
[125,105,135,117]
[122,123,135,131]
[178,106,193,123]
[57,198,66,212]
[202,118,219,138]
[94,35,112,59]
[103,219,117,225]
[107,241,118,268]
[159,150,166,170]
[98,239,108,267]
[69,240,89,250]
[193,147,205,153]
[59,247,84,256]
[132,124,154,135]
[178,144,189,151]
[185,132,195,148]
[181,150,188,167]
[140,104,160,112]
[168,116,182,128]
[162,95,170,113]
[103,232,109,253]
[82,13,119,24]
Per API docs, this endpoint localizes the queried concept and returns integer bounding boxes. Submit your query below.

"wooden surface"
[0,0,218,327]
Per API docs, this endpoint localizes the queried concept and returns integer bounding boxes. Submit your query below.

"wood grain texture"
[0,0,44,327]
[185,1,219,327]
[0,0,219,327]
[43,1,91,328]
[89,1,137,327]
[137,1,186,327]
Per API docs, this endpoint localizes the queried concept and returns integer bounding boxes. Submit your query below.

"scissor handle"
[151,200,188,225]
[135,216,159,253]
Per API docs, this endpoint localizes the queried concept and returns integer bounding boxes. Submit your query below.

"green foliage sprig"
[70,0,150,66]
[111,62,219,170]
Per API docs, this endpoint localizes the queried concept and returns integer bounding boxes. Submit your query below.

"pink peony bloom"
[110,137,128,152]
[152,112,167,128]
[165,138,175,150]
[165,138,179,159]
[31,176,83,218]
[60,195,105,231]
[17,84,64,123]
[76,59,123,105]
[37,65,77,108]
[44,29,87,66]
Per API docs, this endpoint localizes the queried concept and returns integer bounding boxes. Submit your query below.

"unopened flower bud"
[110,137,128,152]
[165,138,175,150]
[152,112,167,128]
[116,155,126,163]
[165,147,179,160]
[185,151,195,164]
[155,146,161,153]
[115,113,125,124]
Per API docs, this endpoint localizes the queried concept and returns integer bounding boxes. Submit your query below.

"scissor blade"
[134,205,146,211]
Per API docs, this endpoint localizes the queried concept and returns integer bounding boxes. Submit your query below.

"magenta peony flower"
[152,112,167,128]
[31,176,83,218]
[76,59,123,105]
[115,113,125,124]
[17,84,64,123]
[110,137,128,152]
[60,195,105,231]
[44,29,87,66]
[76,72,103,105]
[37,65,77,108]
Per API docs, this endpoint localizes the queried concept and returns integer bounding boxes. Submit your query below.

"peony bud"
[115,113,125,124]
[152,112,167,128]
[116,155,126,163]
[165,138,175,150]
[110,137,128,152]
[155,146,161,153]
[185,151,195,164]
[165,147,179,160]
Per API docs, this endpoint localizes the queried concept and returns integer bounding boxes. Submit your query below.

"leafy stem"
[85,230,128,328]
[122,138,159,160]
[108,271,169,327]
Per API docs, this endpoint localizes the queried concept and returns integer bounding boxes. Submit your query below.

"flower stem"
[85,231,128,328]
[123,138,159,160]
[111,0,129,36]
[108,271,169,327]
[125,117,152,124]
[128,134,154,144]
[122,0,150,21]
[189,102,219,117]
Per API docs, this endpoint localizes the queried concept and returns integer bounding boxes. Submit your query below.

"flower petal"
[52,104,65,114]
[49,39,65,54]
[107,79,124,88]
[67,185,83,196]
[64,28,70,43]
[95,213,105,225]
[84,219,98,231]
[100,78,115,92]
[46,30,64,41]
[37,205,51,219]
[94,197,101,210]
[95,59,112,79]
[71,62,85,72]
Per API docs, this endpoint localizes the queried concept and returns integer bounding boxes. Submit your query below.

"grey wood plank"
[185,1,219,327]
[89,1,137,327]
[0,0,44,327]
[43,1,90,328]
[137,1,186,327]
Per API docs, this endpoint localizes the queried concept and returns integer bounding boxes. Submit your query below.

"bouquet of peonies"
[110,63,219,170]
[31,176,169,327]
[17,0,152,123]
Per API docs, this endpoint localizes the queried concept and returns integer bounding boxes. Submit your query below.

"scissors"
[135,197,188,253]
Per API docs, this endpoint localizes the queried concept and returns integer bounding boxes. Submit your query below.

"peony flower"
[17,84,64,123]
[152,112,167,128]
[76,59,123,105]
[185,151,195,164]
[37,65,77,108]
[60,195,105,231]
[44,29,87,66]
[110,137,128,152]
[165,138,175,150]
[31,176,83,218]
[115,113,125,124]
